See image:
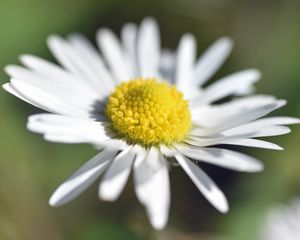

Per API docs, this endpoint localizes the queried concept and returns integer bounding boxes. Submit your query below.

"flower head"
[106,78,191,146]
[260,199,300,240]
[3,17,299,230]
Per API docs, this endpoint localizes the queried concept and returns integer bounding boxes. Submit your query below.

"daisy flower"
[259,199,300,240]
[3,17,299,230]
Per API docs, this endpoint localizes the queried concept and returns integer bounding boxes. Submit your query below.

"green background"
[0,0,299,239]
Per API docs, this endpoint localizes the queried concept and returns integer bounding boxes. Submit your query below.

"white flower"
[3,17,299,230]
[260,199,300,240]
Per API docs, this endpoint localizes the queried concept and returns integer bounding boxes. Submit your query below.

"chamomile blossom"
[260,199,300,240]
[3,17,299,230]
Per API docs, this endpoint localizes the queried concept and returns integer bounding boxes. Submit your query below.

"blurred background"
[0,0,299,239]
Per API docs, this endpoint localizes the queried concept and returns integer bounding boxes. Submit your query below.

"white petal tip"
[47,34,60,41]
[48,187,70,207]
[98,187,118,202]
[246,69,262,82]
[150,215,167,230]
[48,201,57,207]
[289,118,300,124]
[4,65,14,75]
[19,54,36,65]
[152,222,166,231]
[253,69,262,77]
[97,28,108,36]
[19,54,29,61]
[2,82,21,97]
[182,33,195,41]
[218,201,229,214]
[67,32,82,40]
[98,194,118,202]
[277,100,287,108]
[250,163,265,172]
[48,195,61,207]
[220,207,229,214]
[2,83,10,91]
[236,161,265,173]
[141,16,157,25]
[47,35,63,47]
[219,36,234,48]
[271,144,284,151]
[210,191,229,214]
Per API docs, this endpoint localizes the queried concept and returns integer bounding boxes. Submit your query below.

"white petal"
[6,68,95,112]
[47,35,81,74]
[192,69,261,105]
[5,64,99,103]
[48,35,105,92]
[194,37,233,86]
[137,17,160,78]
[28,113,101,127]
[43,133,94,144]
[133,148,170,230]
[6,64,96,105]
[216,138,283,150]
[176,145,263,172]
[160,145,176,158]
[159,49,176,83]
[132,147,148,204]
[20,54,66,76]
[99,147,135,201]
[250,126,291,137]
[193,101,286,136]
[121,23,138,78]
[225,117,300,136]
[60,38,107,95]
[47,34,116,94]
[27,114,111,144]
[19,54,88,89]
[260,199,300,240]
[184,135,283,150]
[175,33,197,97]
[190,125,291,139]
[44,130,111,145]
[3,83,39,108]
[133,148,162,204]
[223,123,292,137]
[68,33,116,93]
[49,149,118,207]
[10,79,88,117]
[219,95,277,109]
[96,139,129,151]
[251,116,300,126]
[175,154,228,213]
[97,28,131,82]
[191,95,277,123]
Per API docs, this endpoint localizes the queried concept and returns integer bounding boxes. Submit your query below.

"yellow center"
[105,78,191,146]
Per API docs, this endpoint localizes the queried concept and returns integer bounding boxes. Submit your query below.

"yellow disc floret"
[106,78,191,146]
